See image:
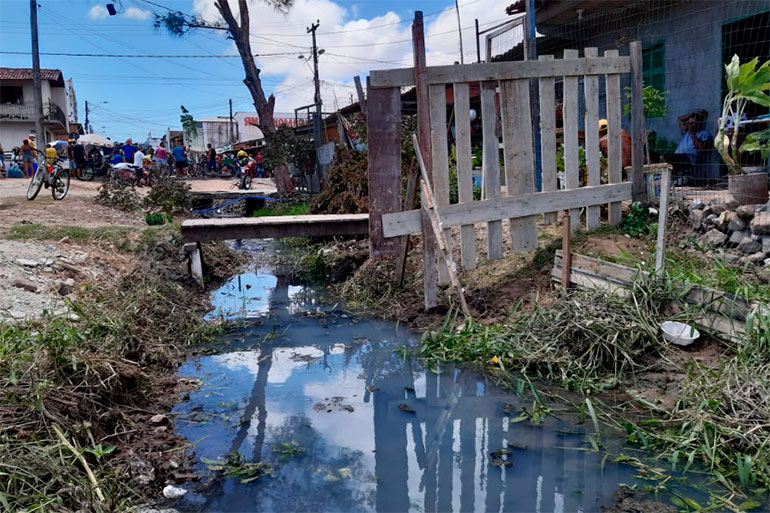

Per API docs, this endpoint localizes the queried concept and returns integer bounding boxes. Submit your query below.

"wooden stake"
[561,211,572,288]
[413,134,471,318]
[395,162,419,287]
[655,166,671,273]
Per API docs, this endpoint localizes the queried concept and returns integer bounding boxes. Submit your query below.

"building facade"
[0,67,75,149]
[505,0,770,180]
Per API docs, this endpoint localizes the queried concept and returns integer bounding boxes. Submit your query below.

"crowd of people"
[2,133,266,184]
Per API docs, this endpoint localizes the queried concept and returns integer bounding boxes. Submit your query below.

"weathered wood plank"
[413,11,438,309]
[500,79,537,250]
[584,47,601,231]
[538,55,557,224]
[629,41,646,202]
[395,164,419,287]
[382,182,632,237]
[367,82,403,256]
[369,56,632,88]
[481,80,503,260]
[453,82,476,269]
[563,49,580,231]
[654,166,671,272]
[430,84,451,284]
[354,75,367,114]
[605,49,623,226]
[182,214,370,242]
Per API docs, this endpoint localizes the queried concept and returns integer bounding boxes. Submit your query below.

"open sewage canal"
[168,244,708,513]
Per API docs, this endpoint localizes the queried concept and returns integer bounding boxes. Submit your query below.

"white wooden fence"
[366,12,645,308]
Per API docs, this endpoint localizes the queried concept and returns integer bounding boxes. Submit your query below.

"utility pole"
[30,0,45,154]
[454,0,464,64]
[228,98,234,144]
[84,100,90,133]
[307,20,322,192]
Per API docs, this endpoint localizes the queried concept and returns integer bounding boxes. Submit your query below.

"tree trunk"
[215,0,275,133]
[273,164,295,194]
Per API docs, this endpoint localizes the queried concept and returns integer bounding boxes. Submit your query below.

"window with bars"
[642,43,666,117]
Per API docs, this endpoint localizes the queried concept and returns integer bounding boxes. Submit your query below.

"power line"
[0,51,304,58]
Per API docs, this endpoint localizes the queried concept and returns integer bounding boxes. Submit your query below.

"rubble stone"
[736,204,756,218]
[726,211,746,232]
[729,230,749,245]
[689,209,704,230]
[748,252,767,264]
[699,229,727,246]
[751,212,770,235]
[738,237,762,254]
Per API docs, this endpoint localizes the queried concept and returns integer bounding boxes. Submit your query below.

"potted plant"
[715,55,770,205]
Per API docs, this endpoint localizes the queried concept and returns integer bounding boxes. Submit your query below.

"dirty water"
[172,262,705,512]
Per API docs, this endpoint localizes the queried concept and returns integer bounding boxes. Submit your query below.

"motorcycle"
[238,158,257,190]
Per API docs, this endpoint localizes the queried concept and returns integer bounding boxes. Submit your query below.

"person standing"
[123,137,136,163]
[206,143,217,174]
[255,151,264,178]
[20,138,35,177]
[133,145,145,185]
[71,140,87,178]
[172,139,187,177]
[0,142,5,172]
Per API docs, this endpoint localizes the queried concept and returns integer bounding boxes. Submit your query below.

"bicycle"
[26,150,70,201]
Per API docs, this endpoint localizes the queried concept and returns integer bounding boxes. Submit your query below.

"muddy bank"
[0,224,243,512]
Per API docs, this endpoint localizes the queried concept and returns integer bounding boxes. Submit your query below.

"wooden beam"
[413,10,438,309]
[561,212,571,288]
[354,75,367,114]
[414,134,471,318]
[382,182,632,237]
[181,214,370,242]
[367,80,403,257]
[395,164,419,287]
[629,41,646,202]
[369,56,632,88]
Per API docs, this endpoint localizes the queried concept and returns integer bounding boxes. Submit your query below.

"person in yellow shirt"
[45,143,57,164]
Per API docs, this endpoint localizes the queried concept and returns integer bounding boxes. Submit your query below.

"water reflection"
[175,273,642,512]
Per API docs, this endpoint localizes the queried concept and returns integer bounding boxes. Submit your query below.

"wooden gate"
[367,12,646,308]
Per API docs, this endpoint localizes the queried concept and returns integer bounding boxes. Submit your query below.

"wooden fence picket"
[429,84,451,283]
[501,79,537,250]
[605,49,623,225]
[584,47,601,230]
[538,55,558,224]
[480,80,503,260]
[453,82,476,269]
[563,49,581,231]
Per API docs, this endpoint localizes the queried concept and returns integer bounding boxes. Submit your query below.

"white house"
[0,67,77,149]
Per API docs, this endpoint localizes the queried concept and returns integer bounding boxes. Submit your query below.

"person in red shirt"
[598,119,632,169]
[255,151,264,178]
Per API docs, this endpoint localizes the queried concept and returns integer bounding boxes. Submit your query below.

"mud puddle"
[169,258,712,512]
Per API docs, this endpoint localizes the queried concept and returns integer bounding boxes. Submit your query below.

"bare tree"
[155,0,293,133]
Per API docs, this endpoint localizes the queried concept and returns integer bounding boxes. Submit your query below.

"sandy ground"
[0,176,276,322]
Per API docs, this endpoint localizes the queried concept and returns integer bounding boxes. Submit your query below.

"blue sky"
[0,0,514,141]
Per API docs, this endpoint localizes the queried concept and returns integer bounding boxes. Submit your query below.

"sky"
[0,0,517,142]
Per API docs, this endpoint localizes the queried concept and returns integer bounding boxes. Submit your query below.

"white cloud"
[192,0,517,112]
[88,5,108,20]
[124,7,152,20]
